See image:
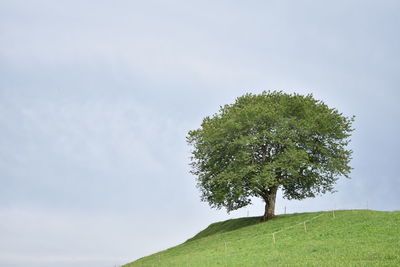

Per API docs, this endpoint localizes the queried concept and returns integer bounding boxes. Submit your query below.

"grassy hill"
[123,210,400,266]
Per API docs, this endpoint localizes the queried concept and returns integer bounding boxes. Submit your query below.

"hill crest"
[124,210,400,266]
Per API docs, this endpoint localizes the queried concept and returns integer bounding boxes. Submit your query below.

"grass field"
[123,210,400,266]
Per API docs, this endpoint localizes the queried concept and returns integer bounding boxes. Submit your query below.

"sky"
[1,0,399,266]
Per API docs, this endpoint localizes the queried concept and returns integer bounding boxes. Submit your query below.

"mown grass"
[124,210,400,266]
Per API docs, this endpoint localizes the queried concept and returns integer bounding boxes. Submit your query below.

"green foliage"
[187,91,354,212]
[124,210,400,266]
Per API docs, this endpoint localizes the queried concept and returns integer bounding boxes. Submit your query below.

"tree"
[187,91,354,221]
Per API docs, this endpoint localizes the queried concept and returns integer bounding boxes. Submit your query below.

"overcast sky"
[1,1,399,266]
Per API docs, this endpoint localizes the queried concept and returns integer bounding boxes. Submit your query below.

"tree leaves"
[187,91,354,212]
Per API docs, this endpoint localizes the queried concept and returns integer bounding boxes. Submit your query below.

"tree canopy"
[187,91,354,221]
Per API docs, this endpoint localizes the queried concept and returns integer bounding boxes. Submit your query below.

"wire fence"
[130,210,342,266]
[123,207,384,266]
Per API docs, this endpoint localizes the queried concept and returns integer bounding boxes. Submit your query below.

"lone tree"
[187,91,354,221]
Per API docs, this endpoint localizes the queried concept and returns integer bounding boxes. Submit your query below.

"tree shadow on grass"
[185,216,263,242]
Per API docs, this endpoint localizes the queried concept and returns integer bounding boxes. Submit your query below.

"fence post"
[272,233,276,244]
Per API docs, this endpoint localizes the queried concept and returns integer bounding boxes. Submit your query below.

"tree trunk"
[261,186,278,222]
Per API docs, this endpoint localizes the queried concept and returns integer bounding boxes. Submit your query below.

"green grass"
[124,210,400,266]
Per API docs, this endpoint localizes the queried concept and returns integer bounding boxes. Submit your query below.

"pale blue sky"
[1,1,399,266]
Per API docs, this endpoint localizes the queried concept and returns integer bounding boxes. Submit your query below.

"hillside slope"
[124,210,400,266]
